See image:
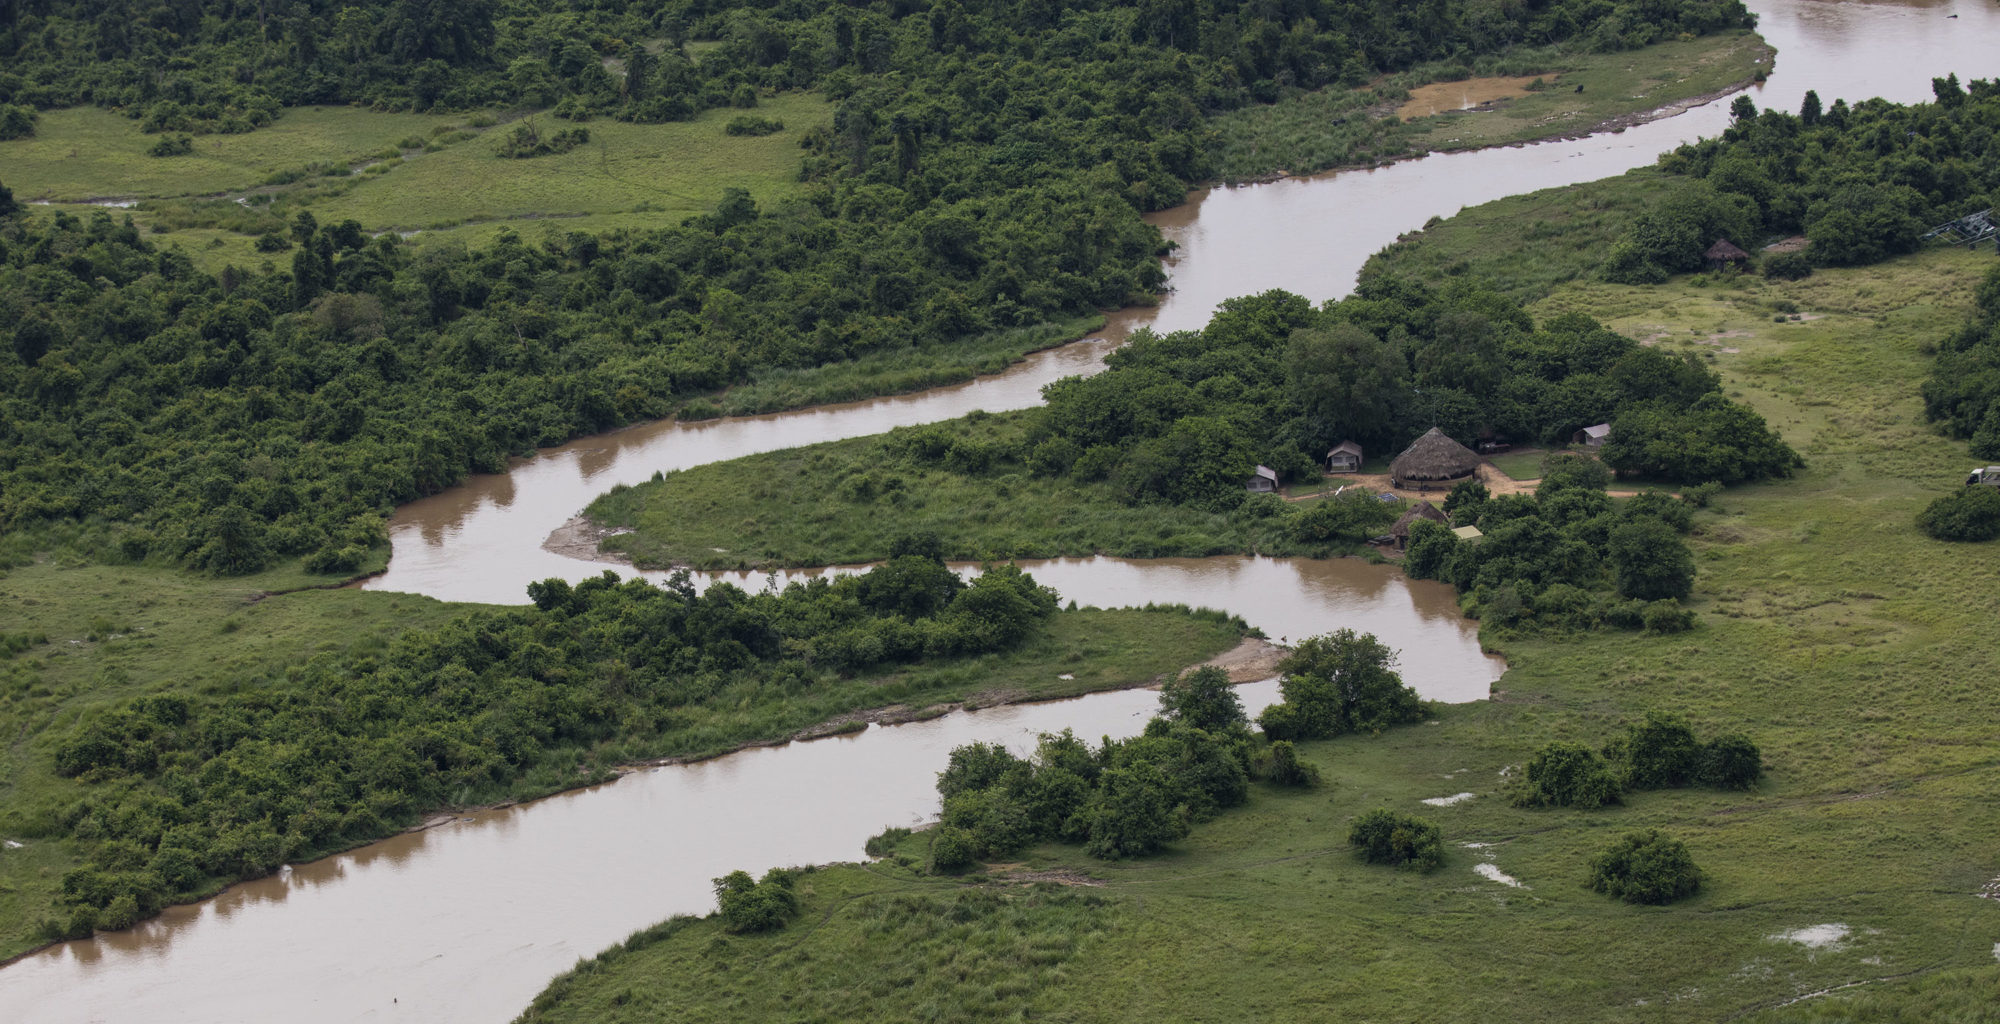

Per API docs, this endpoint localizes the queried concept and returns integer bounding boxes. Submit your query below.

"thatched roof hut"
[1389,428,1480,488]
[1389,500,1450,549]
[1705,239,1750,269]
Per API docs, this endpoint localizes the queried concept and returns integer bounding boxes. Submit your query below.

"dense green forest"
[1605,76,2000,282]
[0,0,1756,576]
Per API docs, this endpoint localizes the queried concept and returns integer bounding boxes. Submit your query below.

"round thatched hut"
[1389,427,1480,489]
[1389,500,1451,550]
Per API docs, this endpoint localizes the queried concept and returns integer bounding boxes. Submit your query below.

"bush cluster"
[1917,485,2000,542]
[713,868,801,933]
[1347,808,1444,872]
[1515,713,1762,808]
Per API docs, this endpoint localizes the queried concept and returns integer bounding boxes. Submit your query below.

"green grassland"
[587,412,1328,572]
[1366,165,1670,298]
[2,96,828,272]
[520,245,2000,1022]
[1209,30,1768,182]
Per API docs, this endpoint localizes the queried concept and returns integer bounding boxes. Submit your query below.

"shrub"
[149,134,194,157]
[0,103,37,140]
[725,115,786,136]
[864,826,912,857]
[926,825,979,873]
[713,868,800,932]
[1763,250,1812,280]
[1265,740,1321,787]
[1589,830,1702,904]
[1515,741,1622,808]
[1640,599,1696,634]
[1610,712,1701,789]
[1083,762,1189,859]
[253,232,292,253]
[1697,733,1763,789]
[1347,808,1443,871]
[1679,480,1722,508]
[1916,486,2000,542]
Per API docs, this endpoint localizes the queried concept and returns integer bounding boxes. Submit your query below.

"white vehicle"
[1967,466,2000,487]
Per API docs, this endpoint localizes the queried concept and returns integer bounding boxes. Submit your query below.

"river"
[2,1,1992,1019]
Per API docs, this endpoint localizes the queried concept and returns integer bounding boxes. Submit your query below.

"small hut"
[1573,422,1611,448]
[1389,427,1481,490]
[1451,525,1484,544]
[1246,465,1279,493]
[1326,440,1364,474]
[1389,500,1450,550]
[1704,239,1750,271]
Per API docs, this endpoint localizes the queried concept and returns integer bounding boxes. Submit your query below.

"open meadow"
[1,95,828,273]
[521,245,2000,1022]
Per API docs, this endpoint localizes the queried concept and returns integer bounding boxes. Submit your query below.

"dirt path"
[1289,457,1659,502]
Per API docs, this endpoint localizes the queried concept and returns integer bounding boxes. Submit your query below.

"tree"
[1285,324,1410,452]
[1257,630,1422,740]
[1606,518,1695,601]
[1347,808,1442,871]
[1265,740,1320,787]
[1515,741,1622,808]
[937,741,1025,801]
[1158,665,1245,733]
[1799,89,1822,126]
[1590,830,1702,905]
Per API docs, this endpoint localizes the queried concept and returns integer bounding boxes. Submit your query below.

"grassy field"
[1364,165,1669,298]
[519,245,2000,1022]
[2,96,828,272]
[586,411,1350,572]
[1209,30,1768,182]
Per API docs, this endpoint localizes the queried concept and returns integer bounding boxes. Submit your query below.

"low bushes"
[1590,830,1702,904]
[1347,808,1443,872]
[1516,713,1762,808]
[1917,486,2000,542]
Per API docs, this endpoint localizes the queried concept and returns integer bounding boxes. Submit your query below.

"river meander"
[3,1,1993,1020]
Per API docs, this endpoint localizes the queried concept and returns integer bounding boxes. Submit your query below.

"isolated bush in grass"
[1608,712,1702,789]
[713,868,799,932]
[1916,486,2000,542]
[1697,733,1763,789]
[1590,830,1702,905]
[1347,808,1443,871]
[1515,741,1622,808]
[1264,740,1321,787]
[1607,518,1696,601]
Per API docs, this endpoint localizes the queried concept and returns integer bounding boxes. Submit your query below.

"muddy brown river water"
[4,1,1995,1020]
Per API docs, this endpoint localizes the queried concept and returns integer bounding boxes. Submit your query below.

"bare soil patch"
[1399,75,1555,120]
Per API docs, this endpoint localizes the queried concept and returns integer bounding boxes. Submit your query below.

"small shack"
[1968,466,2000,487]
[1704,239,1751,271]
[1389,500,1450,550]
[1451,525,1484,543]
[1326,440,1364,474]
[1389,427,1481,491]
[1246,465,1279,493]
[1573,422,1611,448]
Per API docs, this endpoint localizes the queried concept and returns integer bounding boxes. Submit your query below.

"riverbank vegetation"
[1210,28,1771,181]
[518,238,2000,1024]
[0,552,1243,957]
